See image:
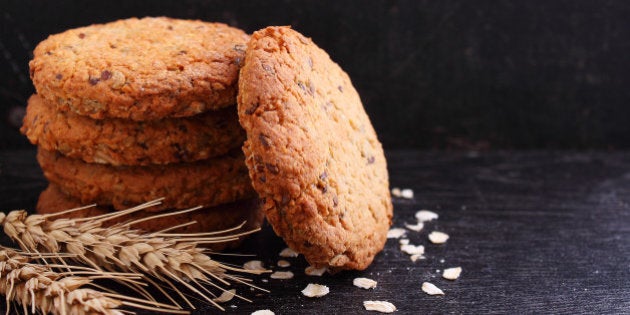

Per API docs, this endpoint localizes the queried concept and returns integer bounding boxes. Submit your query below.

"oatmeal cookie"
[21,94,245,166]
[37,148,255,211]
[237,26,392,270]
[30,17,249,120]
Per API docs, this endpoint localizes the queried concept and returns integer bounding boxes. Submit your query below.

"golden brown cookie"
[36,184,265,251]
[237,26,392,270]
[37,148,255,212]
[30,17,249,121]
[21,94,245,166]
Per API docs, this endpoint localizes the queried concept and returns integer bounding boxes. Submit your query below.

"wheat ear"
[0,203,270,311]
[0,247,187,315]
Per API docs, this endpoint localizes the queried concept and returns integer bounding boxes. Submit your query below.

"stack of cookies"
[21,17,263,249]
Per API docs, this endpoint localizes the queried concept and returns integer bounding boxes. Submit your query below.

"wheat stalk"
[0,201,270,311]
[0,247,186,315]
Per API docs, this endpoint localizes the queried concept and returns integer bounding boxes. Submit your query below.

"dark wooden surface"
[0,150,629,314]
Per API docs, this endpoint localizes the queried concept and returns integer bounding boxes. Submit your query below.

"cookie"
[237,26,392,270]
[21,94,245,166]
[30,17,249,121]
[36,184,265,251]
[37,148,255,212]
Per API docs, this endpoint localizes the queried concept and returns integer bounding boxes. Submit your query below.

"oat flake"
[387,228,406,239]
[428,231,449,244]
[279,247,299,257]
[399,238,410,245]
[400,244,425,255]
[270,271,294,280]
[442,267,462,280]
[422,282,445,295]
[301,283,329,298]
[415,210,439,222]
[305,266,327,276]
[404,222,424,232]
[243,260,265,271]
[353,277,377,289]
[363,301,397,313]
[401,188,414,199]
[277,260,291,268]
[391,187,401,197]
[410,254,424,262]
[251,310,274,315]
[213,289,236,303]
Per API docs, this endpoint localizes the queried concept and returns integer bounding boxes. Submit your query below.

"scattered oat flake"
[251,310,275,315]
[279,247,299,257]
[277,260,291,267]
[415,210,439,222]
[391,187,401,197]
[399,238,409,245]
[243,260,265,271]
[422,282,445,295]
[387,228,406,239]
[213,289,236,303]
[401,188,414,199]
[443,267,462,280]
[353,277,377,289]
[400,244,424,255]
[270,271,294,279]
[410,254,424,262]
[363,301,397,313]
[301,283,329,297]
[305,266,327,276]
[428,231,449,244]
[404,222,424,232]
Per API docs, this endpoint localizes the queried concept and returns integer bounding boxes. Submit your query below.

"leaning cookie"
[21,94,245,166]
[30,17,249,120]
[238,26,393,270]
[37,184,265,251]
[37,148,256,212]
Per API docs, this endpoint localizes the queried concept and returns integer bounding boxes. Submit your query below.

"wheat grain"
[0,202,269,311]
[0,247,185,315]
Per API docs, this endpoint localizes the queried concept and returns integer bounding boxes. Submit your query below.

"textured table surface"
[0,150,629,314]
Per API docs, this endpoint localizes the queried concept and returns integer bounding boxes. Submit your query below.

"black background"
[2,0,630,150]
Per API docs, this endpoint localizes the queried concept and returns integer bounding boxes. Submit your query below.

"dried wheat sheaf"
[0,200,270,312]
[0,247,185,315]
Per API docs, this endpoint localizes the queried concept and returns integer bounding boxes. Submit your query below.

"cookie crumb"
[213,289,236,303]
[363,301,396,313]
[422,282,445,295]
[279,247,299,257]
[404,222,424,232]
[277,260,291,267]
[270,271,294,279]
[243,260,266,271]
[305,266,327,276]
[428,231,449,244]
[401,188,414,199]
[391,187,401,197]
[400,244,425,255]
[301,283,329,297]
[415,210,438,222]
[442,267,462,280]
[387,228,406,239]
[353,277,377,289]
[251,310,275,315]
